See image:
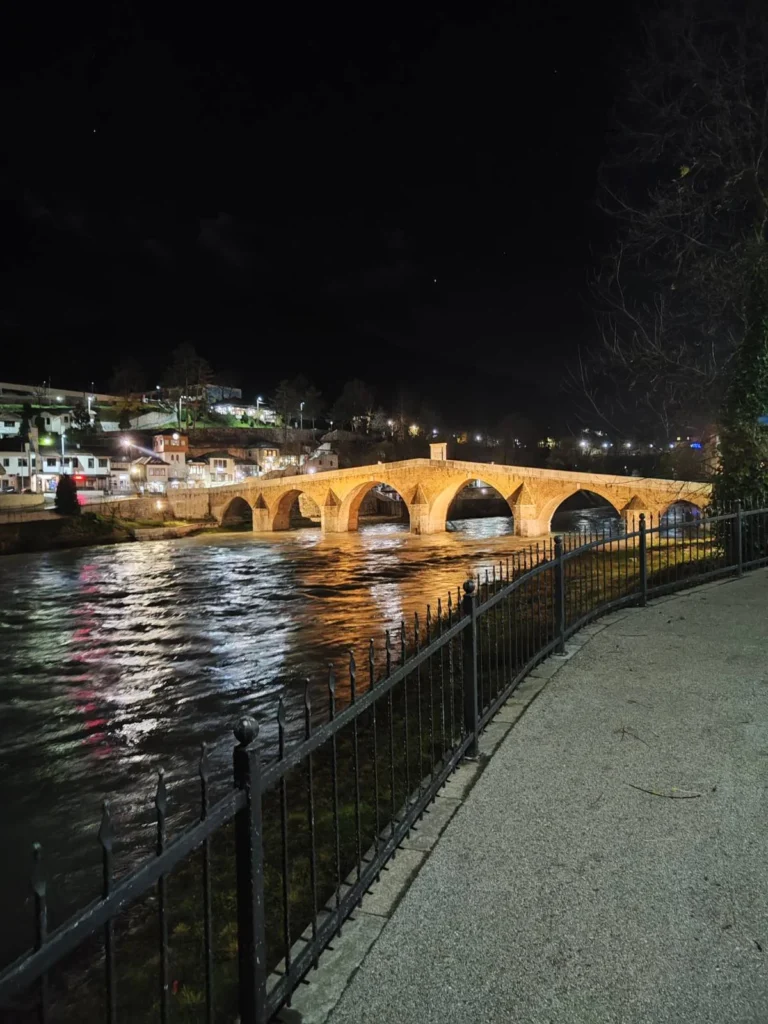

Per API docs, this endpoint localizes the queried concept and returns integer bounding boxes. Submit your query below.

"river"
[0,507,619,958]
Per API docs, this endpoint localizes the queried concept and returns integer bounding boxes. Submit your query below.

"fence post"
[461,579,479,757]
[233,717,268,1024]
[638,513,648,607]
[734,500,743,576]
[554,535,565,654]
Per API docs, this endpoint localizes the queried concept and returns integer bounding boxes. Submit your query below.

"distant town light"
[669,443,675,449]
[601,442,609,449]
[432,428,438,436]
[579,440,588,448]
[155,501,163,511]
[56,396,62,402]
[649,443,654,449]
[624,442,632,449]
[172,432,179,442]
[475,434,482,442]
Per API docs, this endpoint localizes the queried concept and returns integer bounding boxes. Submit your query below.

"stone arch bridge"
[203,458,711,537]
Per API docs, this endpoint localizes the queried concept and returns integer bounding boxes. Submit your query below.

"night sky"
[4,1,629,428]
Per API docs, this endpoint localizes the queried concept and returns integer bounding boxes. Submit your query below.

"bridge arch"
[339,480,409,532]
[271,488,321,531]
[427,476,515,533]
[220,495,253,526]
[538,488,624,536]
[660,498,706,527]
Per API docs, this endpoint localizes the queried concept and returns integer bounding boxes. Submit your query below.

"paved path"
[327,571,768,1024]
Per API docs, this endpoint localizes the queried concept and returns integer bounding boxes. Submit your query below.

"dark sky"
[3,0,628,428]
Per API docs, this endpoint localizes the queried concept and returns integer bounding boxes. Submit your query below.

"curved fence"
[1,502,765,1022]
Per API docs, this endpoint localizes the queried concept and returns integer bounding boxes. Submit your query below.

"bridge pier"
[514,515,550,538]
[621,496,655,532]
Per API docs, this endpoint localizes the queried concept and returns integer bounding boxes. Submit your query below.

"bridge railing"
[1,501,765,1022]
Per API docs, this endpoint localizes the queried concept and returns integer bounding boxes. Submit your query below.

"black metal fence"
[2,502,766,1023]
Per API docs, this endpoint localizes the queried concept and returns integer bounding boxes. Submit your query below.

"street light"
[256,396,263,421]
[300,401,305,432]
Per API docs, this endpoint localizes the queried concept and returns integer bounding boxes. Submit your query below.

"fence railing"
[1,502,766,1022]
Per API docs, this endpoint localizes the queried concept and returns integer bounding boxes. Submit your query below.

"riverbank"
[0,512,207,556]
[325,571,768,1024]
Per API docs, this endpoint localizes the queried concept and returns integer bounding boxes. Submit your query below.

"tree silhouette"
[55,474,80,515]
[330,380,374,431]
[577,0,768,436]
[109,357,146,397]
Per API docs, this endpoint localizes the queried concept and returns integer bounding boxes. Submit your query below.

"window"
[98,458,107,468]
[46,458,57,468]
[3,421,14,428]
[2,459,8,467]
[212,458,228,470]
[18,458,28,467]
[45,417,51,426]
[62,457,71,465]
[88,458,94,468]
[63,415,70,423]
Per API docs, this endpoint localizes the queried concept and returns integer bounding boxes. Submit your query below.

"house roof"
[247,440,283,450]
[132,455,169,466]
[197,450,236,460]
[235,457,259,467]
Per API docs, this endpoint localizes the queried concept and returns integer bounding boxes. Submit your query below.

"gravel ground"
[327,571,768,1024]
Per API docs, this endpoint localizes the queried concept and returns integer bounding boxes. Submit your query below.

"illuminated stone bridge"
[206,458,711,537]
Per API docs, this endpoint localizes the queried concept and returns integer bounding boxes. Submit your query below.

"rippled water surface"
[0,509,618,952]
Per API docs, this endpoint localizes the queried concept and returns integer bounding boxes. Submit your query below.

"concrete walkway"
[324,571,768,1024]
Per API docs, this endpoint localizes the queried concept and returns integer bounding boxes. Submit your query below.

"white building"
[36,451,111,494]
[0,414,22,437]
[153,430,189,484]
[303,443,338,474]
[0,440,112,494]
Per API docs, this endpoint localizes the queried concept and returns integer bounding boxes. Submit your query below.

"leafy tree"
[164,344,214,429]
[369,407,392,436]
[71,402,91,433]
[273,379,300,441]
[496,413,537,463]
[34,413,46,434]
[164,343,213,394]
[54,474,80,515]
[18,402,33,441]
[109,357,146,397]
[330,379,374,431]
[576,0,768,437]
[302,385,324,431]
[118,407,132,430]
[712,272,768,509]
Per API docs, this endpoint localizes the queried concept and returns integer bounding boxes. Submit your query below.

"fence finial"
[233,716,258,747]
[463,579,476,596]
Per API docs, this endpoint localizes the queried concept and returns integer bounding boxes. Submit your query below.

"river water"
[0,508,619,957]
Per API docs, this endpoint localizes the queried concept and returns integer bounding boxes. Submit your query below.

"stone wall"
[96,490,212,522]
[298,493,322,520]
[0,493,45,512]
